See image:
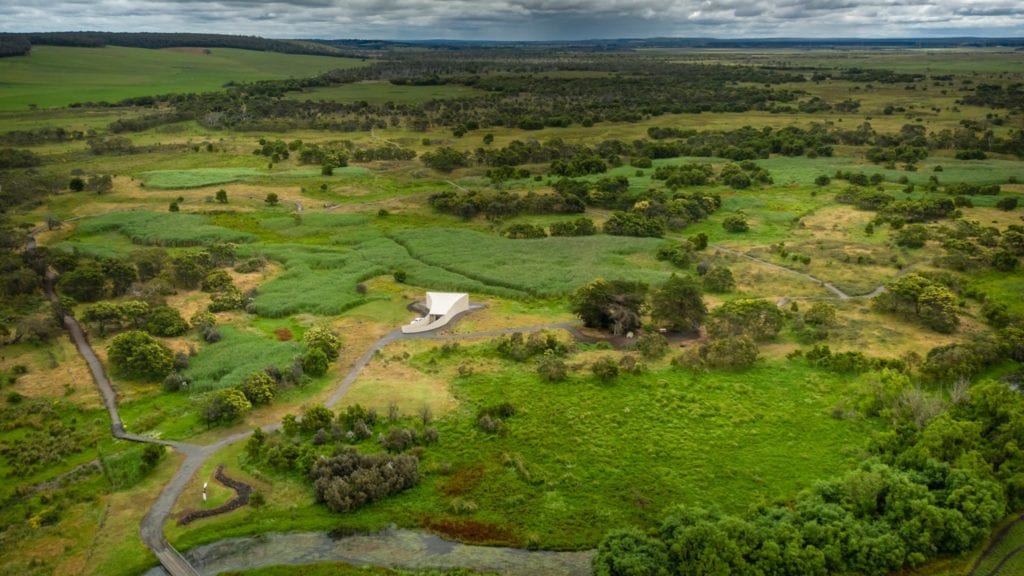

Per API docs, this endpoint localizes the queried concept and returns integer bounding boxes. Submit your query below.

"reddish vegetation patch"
[424,517,518,545]
[273,327,293,341]
[442,465,484,496]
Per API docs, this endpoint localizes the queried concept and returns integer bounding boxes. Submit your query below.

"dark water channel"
[141,529,594,576]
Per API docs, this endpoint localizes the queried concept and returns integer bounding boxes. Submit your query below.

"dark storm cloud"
[2,0,1022,39]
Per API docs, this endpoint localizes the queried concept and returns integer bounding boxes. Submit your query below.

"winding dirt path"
[710,243,886,300]
[46,271,577,576]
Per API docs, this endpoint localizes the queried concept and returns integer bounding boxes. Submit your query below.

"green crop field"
[73,210,257,246]
[0,46,364,111]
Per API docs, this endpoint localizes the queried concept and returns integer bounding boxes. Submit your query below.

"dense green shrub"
[722,214,749,233]
[145,305,188,337]
[592,356,620,382]
[107,330,174,379]
[700,336,759,370]
[707,298,782,340]
[702,266,735,293]
[311,449,419,513]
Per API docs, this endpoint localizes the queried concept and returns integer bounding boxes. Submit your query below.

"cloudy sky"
[4,0,1024,40]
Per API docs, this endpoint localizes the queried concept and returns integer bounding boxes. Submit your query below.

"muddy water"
[142,529,595,576]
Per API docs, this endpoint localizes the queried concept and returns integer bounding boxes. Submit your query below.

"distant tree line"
[2,32,359,58]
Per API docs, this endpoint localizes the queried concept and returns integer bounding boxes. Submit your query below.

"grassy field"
[0,46,364,111]
[4,44,1023,576]
[167,345,879,550]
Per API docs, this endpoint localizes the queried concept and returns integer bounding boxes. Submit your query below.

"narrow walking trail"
[710,243,887,300]
[45,266,579,576]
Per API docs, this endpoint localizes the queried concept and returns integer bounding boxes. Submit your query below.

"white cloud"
[2,0,1022,39]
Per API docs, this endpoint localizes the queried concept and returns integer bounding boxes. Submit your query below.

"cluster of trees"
[595,376,1024,576]
[82,300,188,337]
[873,274,960,333]
[0,148,42,169]
[652,161,772,190]
[571,275,707,337]
[428,189,584,220]
[933,220,1022,273]
[494,331,568,362]
[796,344,907,374]
[311,449,420,513]
[10,31,353,57]
[242,402,439,513]
[656,233,709,269]
[351,144,416,163]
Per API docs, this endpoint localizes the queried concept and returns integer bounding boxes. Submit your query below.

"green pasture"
[170,352,878,550]
[284,81,487,104]
[0,46,364,111]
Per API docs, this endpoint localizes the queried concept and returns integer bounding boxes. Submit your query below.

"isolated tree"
[215,189,228,204]
[722,214,749,233]
[68,177,85,192]
[107,330,174,379]
[265,192,279,206]
[650,275,706,333]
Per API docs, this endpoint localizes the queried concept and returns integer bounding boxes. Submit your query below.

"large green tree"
[107,330,174,379]
[570,279,648,335]
[650,274,706,332]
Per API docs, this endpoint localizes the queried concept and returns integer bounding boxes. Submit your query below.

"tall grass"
[241,238,518,317]
[392,228,675,296]
[76,211,256,246]
[242,229,677,316]
[183,326,301,392]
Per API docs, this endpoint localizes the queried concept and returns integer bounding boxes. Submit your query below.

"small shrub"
[592,356,620,382]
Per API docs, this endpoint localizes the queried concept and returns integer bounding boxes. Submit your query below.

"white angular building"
[402,292,470,334]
